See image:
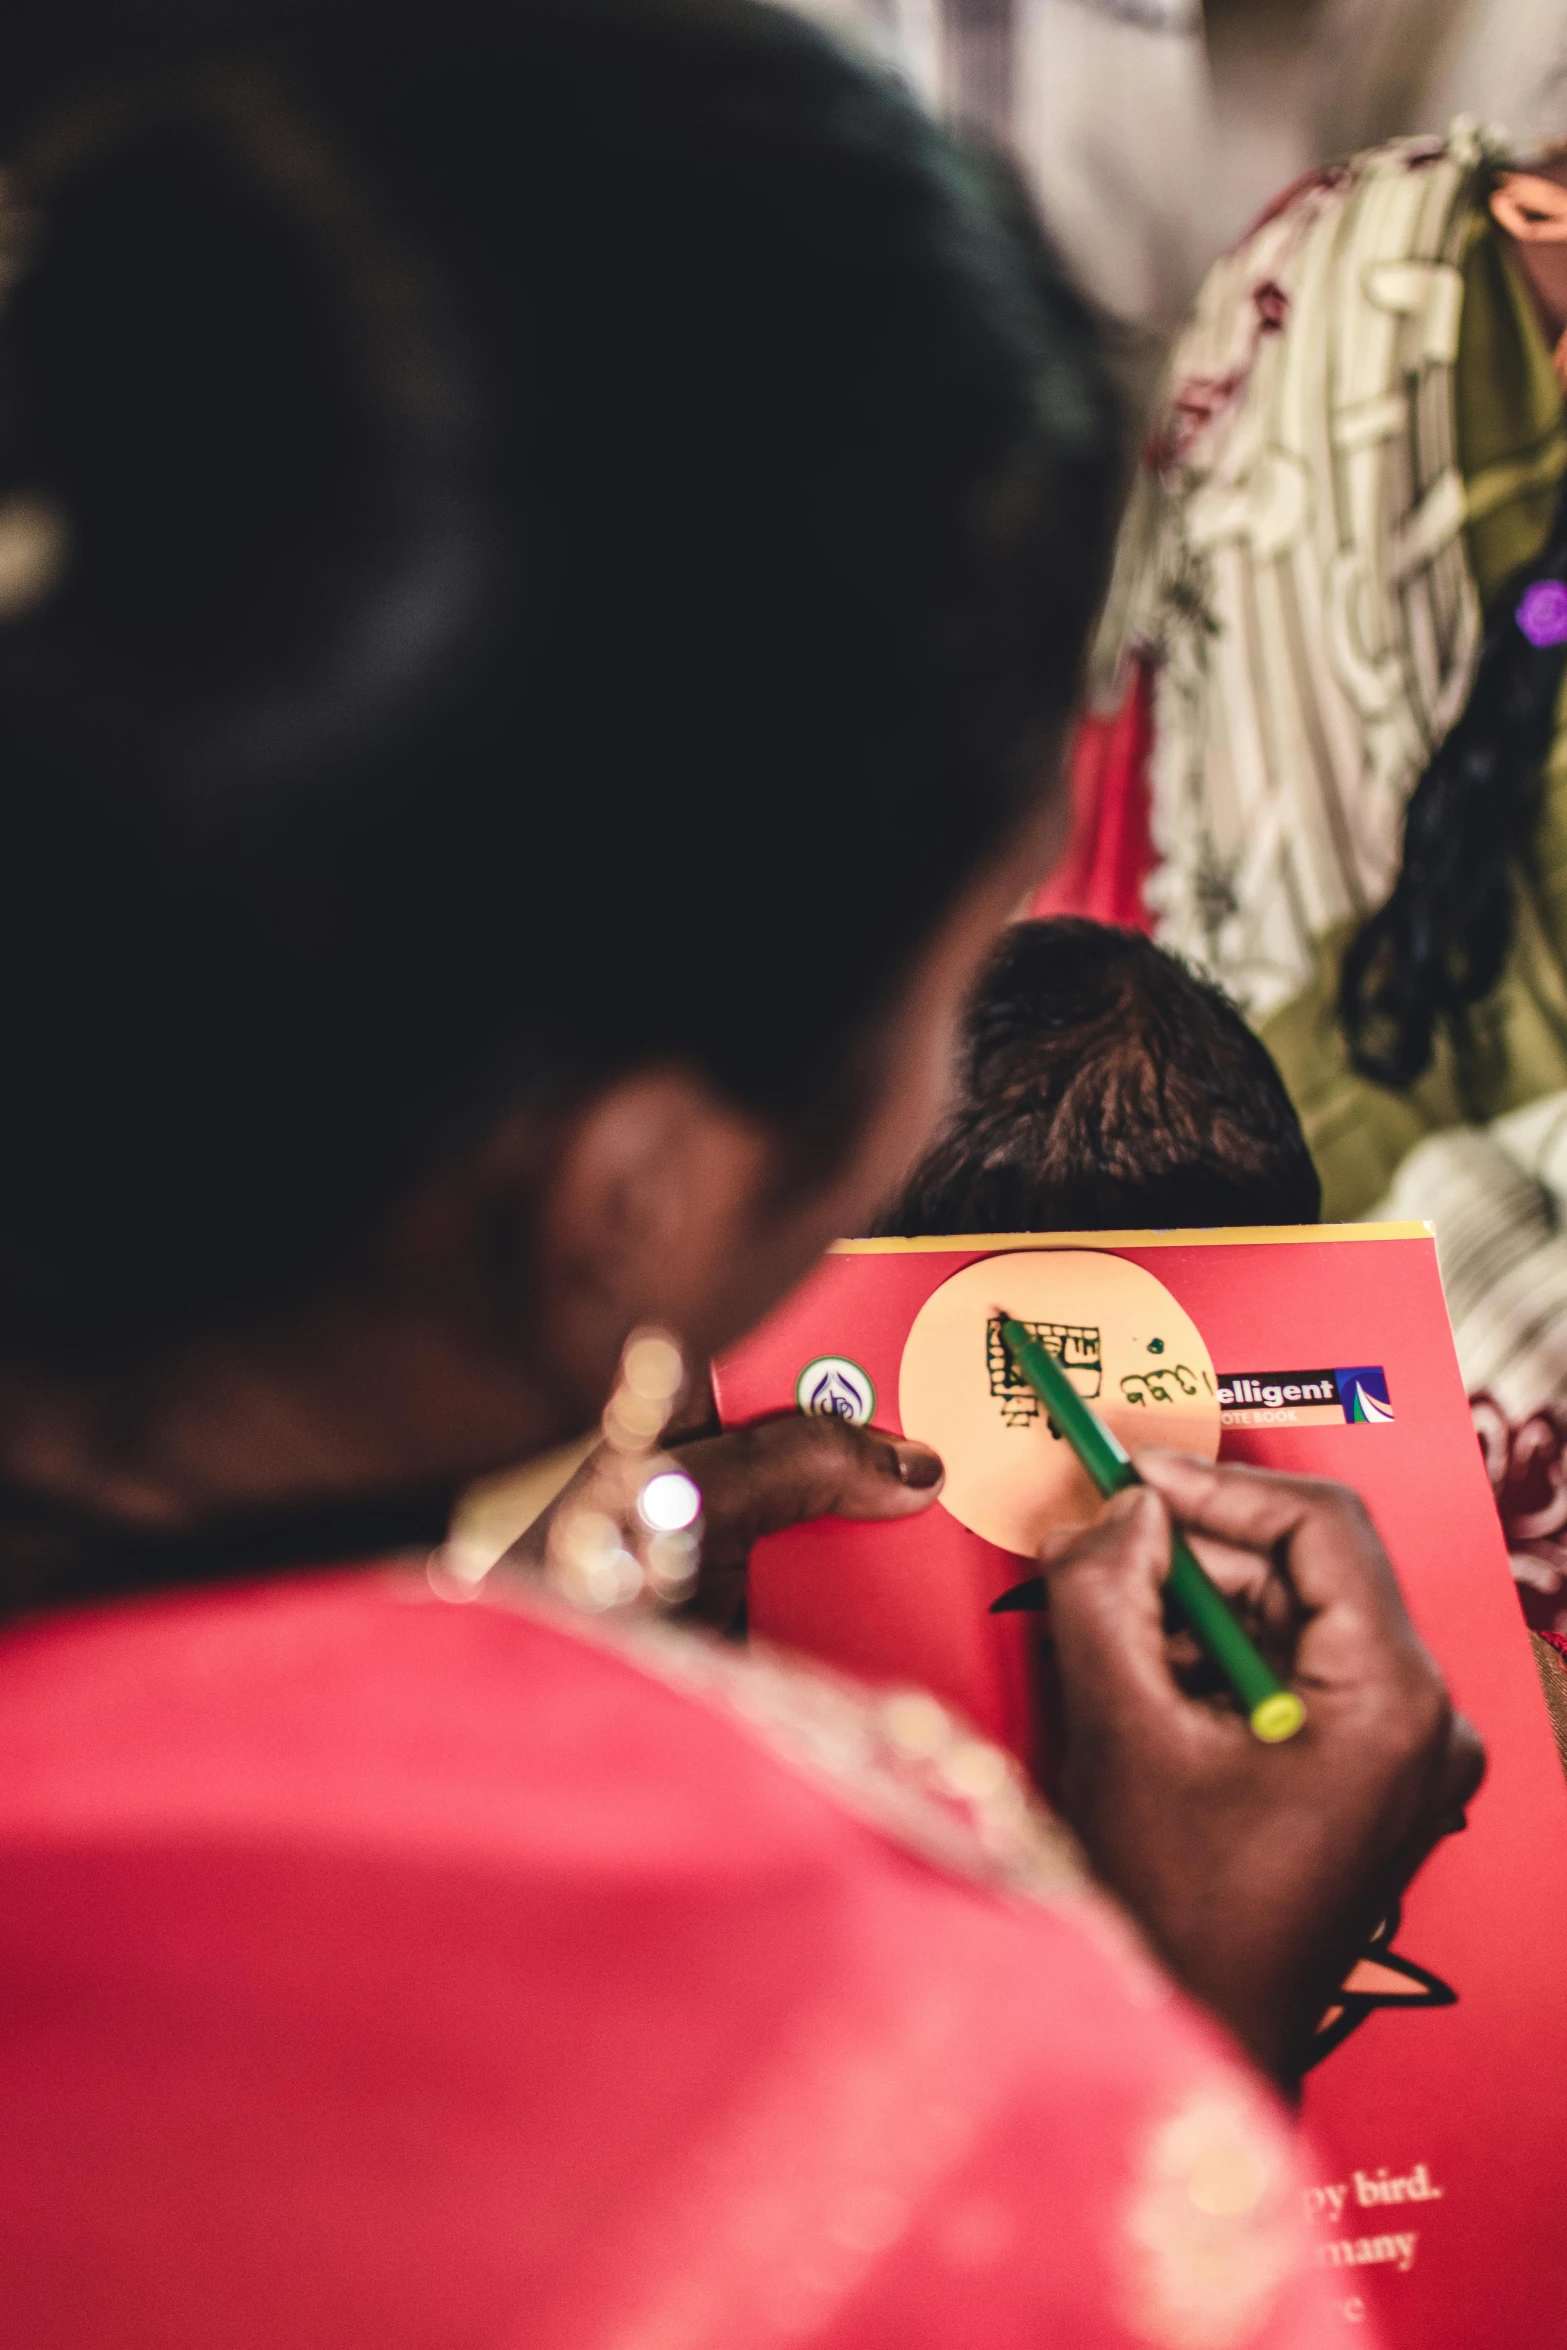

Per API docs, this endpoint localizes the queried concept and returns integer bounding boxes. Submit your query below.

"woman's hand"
[1040,1449,1484,2092]
[507,1415,944,1635]
[672,1415,945,1631]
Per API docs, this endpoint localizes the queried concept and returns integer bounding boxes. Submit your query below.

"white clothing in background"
[1013,0,1226,328]
[778,0,943,106]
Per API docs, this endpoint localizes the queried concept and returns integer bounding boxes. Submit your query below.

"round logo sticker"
[795,1355,876,1426]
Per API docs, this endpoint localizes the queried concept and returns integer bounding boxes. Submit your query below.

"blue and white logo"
[1334,1366,1395,1424]
[795,1355,876,1426]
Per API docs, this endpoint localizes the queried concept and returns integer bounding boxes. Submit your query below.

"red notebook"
[713,1225,1567,2348]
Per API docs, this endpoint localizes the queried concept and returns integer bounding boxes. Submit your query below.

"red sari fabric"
[1029,662,1158,932]
[0,1569,1354,2348]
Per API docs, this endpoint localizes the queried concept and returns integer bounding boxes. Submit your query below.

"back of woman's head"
[0,0,1117,1361]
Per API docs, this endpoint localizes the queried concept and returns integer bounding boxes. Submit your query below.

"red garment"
[0,1569,1351,2348]
[1028,661,1158,932]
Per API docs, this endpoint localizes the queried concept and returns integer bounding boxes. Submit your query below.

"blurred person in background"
[0,4,1478,2344]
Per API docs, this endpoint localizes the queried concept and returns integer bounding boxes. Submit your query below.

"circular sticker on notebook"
[897,1251,1220,1558]
[795,1355,876,1427]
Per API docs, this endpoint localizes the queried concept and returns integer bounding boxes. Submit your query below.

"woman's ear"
[531,1070,812,1410]
[520,829,1053,1405]
[380,830,1046,1440]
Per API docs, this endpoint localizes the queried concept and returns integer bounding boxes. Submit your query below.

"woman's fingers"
[1132,1447,1424,1684]
[671,1415,944,1564]
[504,1417,941,1638]
[509,1410,939,1616]
[1038,1487,1208,1732]
[663,1415,942,1636]
[1131,1451,1456,1754]
[1423,1707,1488,1838]
[1132,1449,1397,1610]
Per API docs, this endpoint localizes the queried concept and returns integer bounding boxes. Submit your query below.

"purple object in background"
[1516,579,1567,647]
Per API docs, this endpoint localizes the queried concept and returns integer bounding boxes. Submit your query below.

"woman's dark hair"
[0,0,1118,1362]
[877,916,1321,1235]
[1339,473,1567,1089]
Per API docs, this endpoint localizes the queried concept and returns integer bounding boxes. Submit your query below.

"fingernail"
[893,1441,943,1489]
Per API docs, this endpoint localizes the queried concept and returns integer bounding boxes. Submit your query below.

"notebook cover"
[712,1225,1567,2346]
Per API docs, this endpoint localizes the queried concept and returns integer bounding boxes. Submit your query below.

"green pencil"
[993,1311,1306,1745]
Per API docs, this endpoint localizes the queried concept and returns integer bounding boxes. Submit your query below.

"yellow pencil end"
[1250,1691,1307,1744]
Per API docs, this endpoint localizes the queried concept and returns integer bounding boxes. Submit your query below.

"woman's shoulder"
[0,1560,1120,1954]
[0,1569,1345,2349]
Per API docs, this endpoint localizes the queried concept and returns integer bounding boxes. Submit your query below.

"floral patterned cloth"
[1095,126,1499,1028]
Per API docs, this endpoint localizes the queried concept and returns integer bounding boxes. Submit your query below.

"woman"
[0,7,1474,2344]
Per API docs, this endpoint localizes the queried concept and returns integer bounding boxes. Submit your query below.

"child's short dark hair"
[876,917,1322,1235]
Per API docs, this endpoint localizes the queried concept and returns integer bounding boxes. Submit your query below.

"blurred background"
[792,0,1567,374]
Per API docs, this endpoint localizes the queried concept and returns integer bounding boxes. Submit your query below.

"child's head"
[877,917,1322,1236]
